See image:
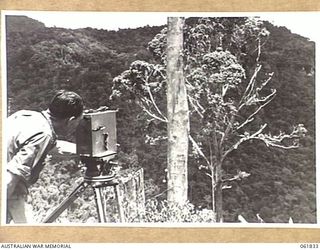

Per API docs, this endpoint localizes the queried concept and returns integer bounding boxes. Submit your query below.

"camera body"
[76,108,117,173]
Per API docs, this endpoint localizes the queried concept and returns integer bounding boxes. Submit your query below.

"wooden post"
[114,184,125,222]
[104,168,146,222]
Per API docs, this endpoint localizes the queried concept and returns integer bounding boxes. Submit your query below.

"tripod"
[43,157,124,223]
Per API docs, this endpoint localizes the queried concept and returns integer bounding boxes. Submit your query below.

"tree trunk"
[166,17,189,205]
[212,162,223,222]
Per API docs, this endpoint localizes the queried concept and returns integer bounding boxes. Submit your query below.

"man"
[6,90,84,223]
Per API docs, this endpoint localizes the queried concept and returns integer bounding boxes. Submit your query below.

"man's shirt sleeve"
[7,132,52,183]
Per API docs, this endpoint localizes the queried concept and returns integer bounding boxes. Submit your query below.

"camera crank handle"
[92,126,105,132]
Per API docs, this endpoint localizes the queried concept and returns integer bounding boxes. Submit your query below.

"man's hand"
[55,140,77,155]
[50,140,79,161]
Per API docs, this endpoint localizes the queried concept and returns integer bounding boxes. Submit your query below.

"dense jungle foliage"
[5,15,315,223]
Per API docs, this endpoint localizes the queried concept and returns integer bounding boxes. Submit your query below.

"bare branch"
[225,124,307,157]
[152,187,173,199]
[236,90,276,130]
[142,71,168,122]
[145,83,168,122]
[256,73,274,92]
[261,143,299,150]
[239,64,262,109]
[222,171,251,182]
[223,124,267,160]
[189,135,211,167]
[140,96,153,106]
[254,124,307,149]
[154,64,166,79]
[206,172,212,178]
[239,67,274,111]
[187,95,204,118]
[209,142,214,169]
[251,37,269,56]
[185,78,196,90]
[219,113,235,148]
[255,89,276,104]
[256,38,261,63]
[236,118,254,130]
[222,176,240,182]
[222,185,232,190]
[137,102,167,123]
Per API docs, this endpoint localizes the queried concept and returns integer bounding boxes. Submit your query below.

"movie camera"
[76,106,118,178]
[43,107,120,223]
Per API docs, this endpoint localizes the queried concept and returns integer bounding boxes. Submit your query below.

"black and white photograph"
[1,11,318,226]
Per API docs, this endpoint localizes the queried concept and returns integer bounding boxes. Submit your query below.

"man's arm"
[7,132,52,184]
[51,140,76,155]
[49,140,79,162]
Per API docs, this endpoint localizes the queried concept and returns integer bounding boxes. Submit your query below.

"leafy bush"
[27,157,98,223]
[142,199,216,223]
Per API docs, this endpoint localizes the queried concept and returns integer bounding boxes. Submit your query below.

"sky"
[4,11,320,42]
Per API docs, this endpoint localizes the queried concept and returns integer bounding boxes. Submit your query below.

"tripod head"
[76,106,118,179]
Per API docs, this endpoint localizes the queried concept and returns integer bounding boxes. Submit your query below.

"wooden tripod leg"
[93,186,107,223]
[43,182,88,223]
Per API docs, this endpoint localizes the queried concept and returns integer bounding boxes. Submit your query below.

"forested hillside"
[5,15,315,223]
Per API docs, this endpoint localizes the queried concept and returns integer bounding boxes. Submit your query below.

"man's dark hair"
[49,90,84,119]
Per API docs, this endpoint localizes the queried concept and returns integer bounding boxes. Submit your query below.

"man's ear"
[68,116,76,122]
[63,116,75,125]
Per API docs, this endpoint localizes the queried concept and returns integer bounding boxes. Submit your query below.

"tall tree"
[111,17,307,221]
[166,17,189,204]
[185,18,307,222]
